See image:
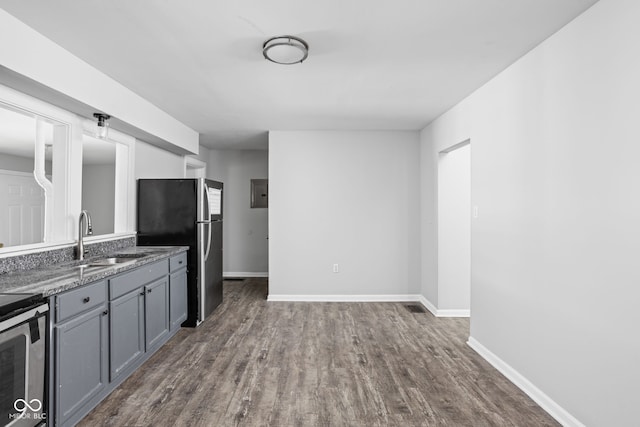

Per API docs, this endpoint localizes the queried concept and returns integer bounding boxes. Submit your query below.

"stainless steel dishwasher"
[0,293,48,426]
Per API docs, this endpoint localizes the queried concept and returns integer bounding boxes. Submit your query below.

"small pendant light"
[93,113,111,139]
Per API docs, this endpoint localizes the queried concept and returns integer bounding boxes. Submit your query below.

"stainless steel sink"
[89,257,137,266]
[61,252,149,271]
[72,264,98,269]
[109,252,149,259]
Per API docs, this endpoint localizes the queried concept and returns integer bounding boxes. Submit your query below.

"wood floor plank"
[78,279,559,427]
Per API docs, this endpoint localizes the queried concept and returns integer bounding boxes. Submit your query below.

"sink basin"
[71,264,100,270]
[59,253,149,271]
[110,253,148,259]
[89,257,137,266]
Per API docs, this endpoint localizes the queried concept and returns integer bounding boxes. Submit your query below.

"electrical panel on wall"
[250,179,268,208]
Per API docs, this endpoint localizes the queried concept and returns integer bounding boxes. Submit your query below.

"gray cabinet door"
[145,277,169,350]
[109,288,144,381]
[169,270,188,331]
[55,304,108,425]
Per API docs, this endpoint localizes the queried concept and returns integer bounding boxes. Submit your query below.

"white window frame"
[0,83,136,256]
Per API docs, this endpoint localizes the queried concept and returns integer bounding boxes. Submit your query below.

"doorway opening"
[437,139,471,316]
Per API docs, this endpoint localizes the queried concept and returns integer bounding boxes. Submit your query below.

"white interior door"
[0,170,45,247]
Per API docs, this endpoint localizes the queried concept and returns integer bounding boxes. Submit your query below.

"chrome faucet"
[77,210,93,260]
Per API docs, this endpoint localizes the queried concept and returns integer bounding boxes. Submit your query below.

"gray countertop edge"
[0,246,189,297]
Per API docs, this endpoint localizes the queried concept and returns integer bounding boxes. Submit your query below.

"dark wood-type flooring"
[79,279,558,426]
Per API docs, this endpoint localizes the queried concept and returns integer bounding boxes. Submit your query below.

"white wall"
[437,143,470,311]
[420,0,640,425]
[207,149,269,275]
[269,131,420,297]
[133,140,186,226]
[134,140,185,179]
[420,105,472,307]
[82,163,115,235]
[0,153,32,173]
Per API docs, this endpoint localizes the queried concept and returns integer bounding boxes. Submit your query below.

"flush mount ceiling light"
[263,35,309,65]
[93,113,110,139]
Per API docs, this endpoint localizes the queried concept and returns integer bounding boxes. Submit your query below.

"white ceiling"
[0,0,599,150]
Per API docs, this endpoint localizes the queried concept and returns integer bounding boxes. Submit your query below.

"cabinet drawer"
[169,252,187,272]
[109,260,168,300]
[56,280,106,323]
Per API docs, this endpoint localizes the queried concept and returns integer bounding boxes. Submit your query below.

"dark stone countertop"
[0,246,188,297]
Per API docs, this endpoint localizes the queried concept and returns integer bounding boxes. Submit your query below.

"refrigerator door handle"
[203,182,213,261]
[203,181,211,221]
[204,221,213,261]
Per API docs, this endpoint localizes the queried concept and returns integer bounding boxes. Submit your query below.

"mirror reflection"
[82,135,116,236]
[0,104,56,248]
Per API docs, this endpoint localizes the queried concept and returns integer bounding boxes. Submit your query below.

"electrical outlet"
[333,264,339,273]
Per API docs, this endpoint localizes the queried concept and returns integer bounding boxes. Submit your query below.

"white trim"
[0,240,75,257]
[417,295,439,316]
[83,232,136,244]
[34,117,54,242]
[224,271,269,278]
[440,138,471,154]
[184,156,207,178]
[417,295,470,317]
[266,294,423,302]
[0,83,79,124]
[467,337,585,427]
[436,309,470,317]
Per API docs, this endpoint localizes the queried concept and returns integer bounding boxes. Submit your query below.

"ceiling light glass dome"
[263,35,309,65]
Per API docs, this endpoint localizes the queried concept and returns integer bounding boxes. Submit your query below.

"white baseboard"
[467,337,585,427]
[437,309,470,317]
[418,295,439,315]
[417,295,470,317]
[223,272,269,278]
[265,294,471,318]
[266,294,423,302]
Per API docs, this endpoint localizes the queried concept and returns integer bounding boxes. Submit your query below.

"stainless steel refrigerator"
[137,178,223,326]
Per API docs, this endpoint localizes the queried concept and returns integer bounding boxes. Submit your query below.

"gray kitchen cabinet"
[109,288,145,381]
[169,270,187,330]
[50,250,188,426]
[144,276,169,350]
[169,252,188,331]
[109,260,169,378]
[53,280,109,427]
